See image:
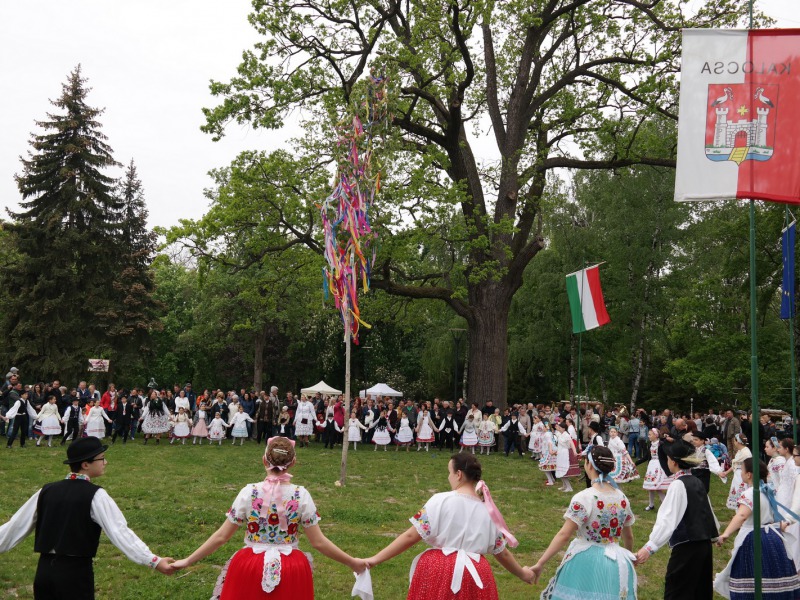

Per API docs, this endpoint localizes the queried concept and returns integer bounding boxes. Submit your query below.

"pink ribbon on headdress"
[475,480,518,548]
[260,472,294,531]
[260,437,297,531]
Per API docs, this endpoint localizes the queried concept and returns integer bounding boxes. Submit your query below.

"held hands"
[155,557,178,575]
[634,548,651,565]
[528,563,544,584]
[170,558,191,570]
[716,534,729,547]
[519,565,535,584]
[350,557,370,574]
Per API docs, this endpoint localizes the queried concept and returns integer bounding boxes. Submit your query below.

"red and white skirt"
[213,547,313,600]
[407,549,498,600]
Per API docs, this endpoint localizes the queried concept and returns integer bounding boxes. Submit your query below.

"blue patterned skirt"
[541,543,637,600]
[729,528,800,599]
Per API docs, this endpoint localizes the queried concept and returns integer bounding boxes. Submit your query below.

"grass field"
[0,438,735,599]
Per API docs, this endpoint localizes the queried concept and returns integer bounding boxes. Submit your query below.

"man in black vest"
[61,396,84,445]
[0,437,176,599]
[111,395,133,444]
[3,385,37,448]
[634,439,720,599]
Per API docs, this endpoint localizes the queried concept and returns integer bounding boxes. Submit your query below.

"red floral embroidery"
[620,499,627,508]
[597,501,604,509]
[609,518,618,528]
[413,511,422,520]
[268,513,280,525]
[573,504,581,511]
[616,528,622,537]
[600,528,610,538]
[287,523,298,535]
[247,522,259,533]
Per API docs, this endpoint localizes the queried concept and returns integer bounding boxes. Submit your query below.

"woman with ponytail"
[363,453,533,598]
[171,437,365,599]
[714,457,800,599]
[531,445,637,600]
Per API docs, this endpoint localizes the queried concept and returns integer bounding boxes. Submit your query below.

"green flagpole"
[746,4,762,599]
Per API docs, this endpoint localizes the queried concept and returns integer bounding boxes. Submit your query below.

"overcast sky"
[0,0,797,229]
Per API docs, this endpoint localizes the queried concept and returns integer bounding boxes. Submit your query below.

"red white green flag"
[566,265,610,334]
[675,29,800,203]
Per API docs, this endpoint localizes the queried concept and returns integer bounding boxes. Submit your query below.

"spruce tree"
[111,159,163,375]
[4,65,124,381]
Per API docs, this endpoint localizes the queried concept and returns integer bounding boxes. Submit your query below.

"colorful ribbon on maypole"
[320,70,388,342]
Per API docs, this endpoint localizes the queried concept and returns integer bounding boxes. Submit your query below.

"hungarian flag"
[675,29,800,204]
[566,265,610,334]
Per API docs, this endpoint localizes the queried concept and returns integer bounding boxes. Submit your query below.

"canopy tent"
[359,382,403,399]
[300,380,342,396]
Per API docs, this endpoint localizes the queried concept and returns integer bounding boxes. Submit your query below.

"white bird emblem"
[754,87,775,108]
[711,87,733,107]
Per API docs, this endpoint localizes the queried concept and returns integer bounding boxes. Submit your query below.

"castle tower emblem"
[705,83,777,165]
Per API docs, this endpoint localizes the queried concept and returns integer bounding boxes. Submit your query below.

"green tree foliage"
[197,0,753,405]
[1,67,158,383]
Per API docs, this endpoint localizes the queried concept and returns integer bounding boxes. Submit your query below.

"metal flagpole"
[746,4,762,599]
[575,260,585,413]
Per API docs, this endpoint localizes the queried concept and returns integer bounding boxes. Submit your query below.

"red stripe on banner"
[586,267,610,327]
[736,30,800,203]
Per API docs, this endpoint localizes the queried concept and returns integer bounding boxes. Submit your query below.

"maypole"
[320,71,388,486]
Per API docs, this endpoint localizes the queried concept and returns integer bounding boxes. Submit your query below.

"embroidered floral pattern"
[565,492,634,545]
[65,473,91,481]
[411,506,432,539]
[228,485,320,545]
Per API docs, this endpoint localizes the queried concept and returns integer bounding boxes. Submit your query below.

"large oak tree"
[192,0,751,405]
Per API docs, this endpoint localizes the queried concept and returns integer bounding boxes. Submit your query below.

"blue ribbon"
[585,444,620,490]
[759,481,800,523]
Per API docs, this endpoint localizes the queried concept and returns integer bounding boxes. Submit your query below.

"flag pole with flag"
[674,22,800,599]
[566,264,610,410]
[782,214,797,442]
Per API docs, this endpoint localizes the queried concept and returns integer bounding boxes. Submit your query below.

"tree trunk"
[466,299,510,407]
[253,325,267,393]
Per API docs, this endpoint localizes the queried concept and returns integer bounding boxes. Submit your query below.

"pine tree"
[110,159,163,375]
[4,65,124,381]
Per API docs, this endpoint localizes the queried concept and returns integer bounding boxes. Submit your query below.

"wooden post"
[339,312,352,486]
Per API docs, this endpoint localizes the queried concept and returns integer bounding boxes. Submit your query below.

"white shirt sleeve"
[705,448,722,474]
[90,489,160,568]
[5,400,21,419]
[644,478,688,554]
[0,490,40,552]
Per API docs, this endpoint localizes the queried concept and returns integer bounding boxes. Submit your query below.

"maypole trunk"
[340,313,351,485]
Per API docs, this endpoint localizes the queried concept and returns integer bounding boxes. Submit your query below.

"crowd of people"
[5,367,800,599]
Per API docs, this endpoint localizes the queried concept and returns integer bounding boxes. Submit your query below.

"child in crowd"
[458,413,479,454]
[208,411,227,446]
[35,395,62,447]
[228,405,255,445]
[415,407,437,452]
[394,412,414,451]
[369,410,394,451]
[170,407,192,445]
[191,402,210,445]
[347,410,367,450]
[477,413,496,455]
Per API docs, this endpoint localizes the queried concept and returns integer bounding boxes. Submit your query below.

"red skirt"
[217,547,314,600]
[407,549,498,600]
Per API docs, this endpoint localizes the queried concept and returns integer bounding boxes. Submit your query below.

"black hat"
[689,430,709,441]
[63,438,108,465]
[658,439,702,473]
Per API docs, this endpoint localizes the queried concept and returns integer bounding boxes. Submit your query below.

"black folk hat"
[63,437,108,465]
[658,439,702,473]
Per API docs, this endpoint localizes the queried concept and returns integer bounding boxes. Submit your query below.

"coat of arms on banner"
[705,83,778,165]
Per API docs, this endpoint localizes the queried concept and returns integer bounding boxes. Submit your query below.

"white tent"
[359,382,403,398]
[300,380,342,396]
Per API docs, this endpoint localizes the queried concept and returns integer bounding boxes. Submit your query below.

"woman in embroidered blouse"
[714,457,800,599]
[764,437,785,491]
[774,438,797,510]
[362,453,533,599]
[171,436,365,599]
[530,445,637,600]
[720,434,753,510]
